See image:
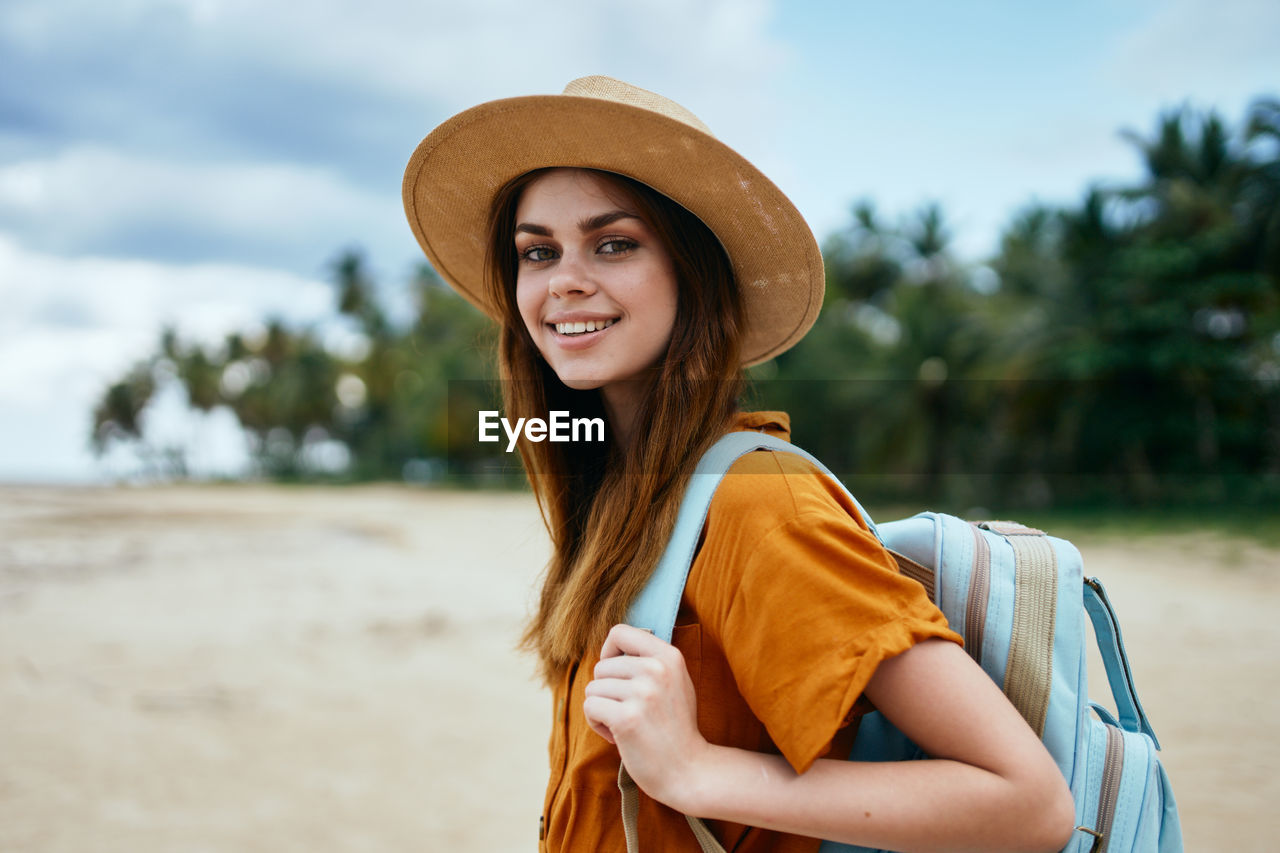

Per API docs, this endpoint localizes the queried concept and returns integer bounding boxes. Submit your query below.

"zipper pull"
[1075,825,1103,853]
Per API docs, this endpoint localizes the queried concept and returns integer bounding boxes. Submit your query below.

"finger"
[588,720,615,744]
[584,673,651,703]
[593,653,660,681]
[584,707,616,744]
[582,695,623,743]
[600,623,665,660]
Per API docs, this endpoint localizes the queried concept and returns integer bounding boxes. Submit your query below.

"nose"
[547,251,596,299]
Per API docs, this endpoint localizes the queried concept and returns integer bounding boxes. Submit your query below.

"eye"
[598,238,637,255]
[520,245,557,263]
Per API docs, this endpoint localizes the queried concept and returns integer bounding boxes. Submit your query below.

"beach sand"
[1,485,1275,851]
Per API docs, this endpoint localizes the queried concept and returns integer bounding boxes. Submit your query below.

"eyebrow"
[514,209,642,238]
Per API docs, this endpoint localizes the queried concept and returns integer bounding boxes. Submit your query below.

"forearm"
[587,630,1074,851]
[675,744,1072,853]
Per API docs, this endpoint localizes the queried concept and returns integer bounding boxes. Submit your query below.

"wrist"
[669,741,755,819]
[666,745,799,826]
[653,738,720,816]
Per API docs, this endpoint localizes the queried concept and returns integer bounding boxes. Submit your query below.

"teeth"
[555,318,616,335]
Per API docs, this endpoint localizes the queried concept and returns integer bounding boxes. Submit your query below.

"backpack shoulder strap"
[1083,576,1161,747]
[625,431,878,642]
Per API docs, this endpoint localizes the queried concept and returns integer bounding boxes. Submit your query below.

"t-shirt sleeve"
[685,451,962,775]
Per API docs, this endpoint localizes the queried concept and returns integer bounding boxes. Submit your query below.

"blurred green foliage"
[92,259,496,482]
[92,97,1280,506]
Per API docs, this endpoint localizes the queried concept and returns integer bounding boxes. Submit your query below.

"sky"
[1,0,1277,482]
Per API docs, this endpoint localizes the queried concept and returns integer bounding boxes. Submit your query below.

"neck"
[601,381,648,449]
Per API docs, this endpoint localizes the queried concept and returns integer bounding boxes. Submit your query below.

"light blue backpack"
[624,432,1183,853]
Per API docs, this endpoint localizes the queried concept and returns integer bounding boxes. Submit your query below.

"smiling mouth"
[553,318,618,336]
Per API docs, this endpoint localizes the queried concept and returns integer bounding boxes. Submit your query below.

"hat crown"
[561,75,713,136]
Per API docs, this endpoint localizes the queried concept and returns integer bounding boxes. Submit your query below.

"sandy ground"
[0,485,1276,852]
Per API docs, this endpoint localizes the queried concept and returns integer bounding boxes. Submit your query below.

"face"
[513,169,679,401]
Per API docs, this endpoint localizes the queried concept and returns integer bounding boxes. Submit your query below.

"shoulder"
[684,447,960,773]
[690,447,891,610]
[708,448,873,537]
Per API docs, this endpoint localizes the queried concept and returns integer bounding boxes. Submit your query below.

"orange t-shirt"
[539,412,962,852]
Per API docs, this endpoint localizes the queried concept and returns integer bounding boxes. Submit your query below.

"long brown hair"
[485,168,746,684]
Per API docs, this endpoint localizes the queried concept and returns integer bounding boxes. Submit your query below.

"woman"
[404,76,1075,852]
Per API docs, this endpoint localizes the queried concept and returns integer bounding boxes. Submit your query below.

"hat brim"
[402,94,823,367]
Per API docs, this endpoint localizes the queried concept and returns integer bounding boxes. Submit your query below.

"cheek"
[652,266,680,333]
[515,276,543,339]
[650,293,678,341]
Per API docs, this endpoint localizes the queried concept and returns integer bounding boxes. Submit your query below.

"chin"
[553,373,608,392]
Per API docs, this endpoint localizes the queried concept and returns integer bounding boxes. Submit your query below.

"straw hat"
[402,76,823,366]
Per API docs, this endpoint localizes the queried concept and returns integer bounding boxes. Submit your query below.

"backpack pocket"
[1069,712,1182,853]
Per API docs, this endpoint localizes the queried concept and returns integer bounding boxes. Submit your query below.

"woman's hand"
[582,623,708,808]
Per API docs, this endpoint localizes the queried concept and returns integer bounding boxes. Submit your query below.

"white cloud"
[0,0,790,273]
[0,146,398,264]
[2,0,785,112]
[1105,0,1279,107]
[0,233,332,368]
[0,234,334,480]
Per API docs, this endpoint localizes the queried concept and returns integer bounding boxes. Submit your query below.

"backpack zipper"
[965,524,990,665]
[1094,724,1125,853]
